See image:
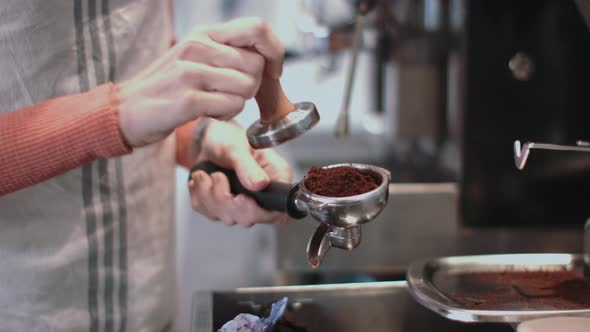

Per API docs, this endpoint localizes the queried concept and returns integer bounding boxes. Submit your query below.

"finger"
[210,172,237,226]
[208,17,285,79]
[231,194,282,227]
[230,147,270,192]
[178,40,265,78]
[189,170,213,201]
[188,179,202,210]
[190,171,220,221]
[181,90,245,121]
[212,192,244,227]
[228,195,256,228]
[241,190,289,225]
[254,211,289,225]
[179,61,259,99]
[255,149,292,183]
[211,172,232,200]
[189,171,211,210]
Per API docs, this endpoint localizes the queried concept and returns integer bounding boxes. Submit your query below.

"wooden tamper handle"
[255,78,296,124]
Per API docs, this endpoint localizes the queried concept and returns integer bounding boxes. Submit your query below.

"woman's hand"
[117,17,284,147]
[188,120,292,227]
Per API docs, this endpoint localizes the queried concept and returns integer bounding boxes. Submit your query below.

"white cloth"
[0,1,176,331]
[218,297,288,332]
[219,314,266,332]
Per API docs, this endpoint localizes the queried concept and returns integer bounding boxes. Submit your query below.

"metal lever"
[513,140,590,170]
[334,1,371,138]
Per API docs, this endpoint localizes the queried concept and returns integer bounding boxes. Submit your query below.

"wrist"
[115,80,139,147]
[107,83,129,147]
[192,117,213,163]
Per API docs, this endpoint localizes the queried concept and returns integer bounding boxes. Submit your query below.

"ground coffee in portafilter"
[304,166,379,197]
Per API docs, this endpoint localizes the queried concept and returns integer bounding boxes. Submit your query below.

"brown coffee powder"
[447,270,590,310]
[304,166,379,197]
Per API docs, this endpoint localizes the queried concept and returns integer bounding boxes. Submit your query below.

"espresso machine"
[460,0,590,228]
[320,0,590,227]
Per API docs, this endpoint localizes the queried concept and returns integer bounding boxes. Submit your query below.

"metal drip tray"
[407,253,590,323]
[191,281,513,332]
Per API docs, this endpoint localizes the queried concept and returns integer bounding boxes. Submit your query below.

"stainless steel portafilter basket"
[295,163,390,228]
[190,162,391,269]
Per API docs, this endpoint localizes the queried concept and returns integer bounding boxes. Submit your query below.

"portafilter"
[189,162,391,269]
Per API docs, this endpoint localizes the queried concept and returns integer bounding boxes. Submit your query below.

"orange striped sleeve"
[0,82,132,196]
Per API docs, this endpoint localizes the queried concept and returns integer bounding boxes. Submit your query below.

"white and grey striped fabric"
[0,1,176,331]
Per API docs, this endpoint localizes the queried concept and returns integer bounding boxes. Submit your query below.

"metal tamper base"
[246,101,319,149]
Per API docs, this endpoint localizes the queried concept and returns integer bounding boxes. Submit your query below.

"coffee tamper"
[246,78,320,149]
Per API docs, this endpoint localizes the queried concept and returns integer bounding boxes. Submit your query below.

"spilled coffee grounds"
[304,166,378,197]
[446,270,590,310]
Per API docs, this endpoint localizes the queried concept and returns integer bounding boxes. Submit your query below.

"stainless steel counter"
[191,281,514,332]
[275,184,583,283]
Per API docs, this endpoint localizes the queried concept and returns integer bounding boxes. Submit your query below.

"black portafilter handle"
[189,161,307,219]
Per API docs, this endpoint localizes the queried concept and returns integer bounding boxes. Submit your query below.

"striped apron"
[0,1,176,331]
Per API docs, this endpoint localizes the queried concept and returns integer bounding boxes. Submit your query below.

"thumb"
[231,150,270,191]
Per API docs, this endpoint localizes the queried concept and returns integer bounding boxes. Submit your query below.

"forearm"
[0,83,132,196]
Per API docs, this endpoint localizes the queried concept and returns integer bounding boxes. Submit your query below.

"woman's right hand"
[117,17,285,147]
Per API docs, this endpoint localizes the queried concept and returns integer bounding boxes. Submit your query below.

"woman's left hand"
[188,120,292,227]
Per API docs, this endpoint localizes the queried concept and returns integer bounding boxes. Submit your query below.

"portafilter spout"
[189,162,391,269]
[306,224,362,269]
